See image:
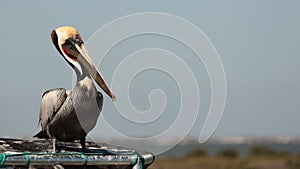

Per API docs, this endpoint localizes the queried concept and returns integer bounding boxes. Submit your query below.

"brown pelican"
[34,26,115,152]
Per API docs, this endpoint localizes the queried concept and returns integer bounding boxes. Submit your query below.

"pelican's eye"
[72,34,84,47]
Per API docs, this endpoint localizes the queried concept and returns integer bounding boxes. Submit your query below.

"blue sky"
[0,1,299,140]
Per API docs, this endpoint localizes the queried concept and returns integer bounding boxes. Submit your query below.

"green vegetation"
[248,145,292,157]
[248,145,276,156]
[216,148,239,158]
[185,148,208,158]
[149,145,300,169]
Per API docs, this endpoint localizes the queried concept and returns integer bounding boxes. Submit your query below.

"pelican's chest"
[70,76,100,133]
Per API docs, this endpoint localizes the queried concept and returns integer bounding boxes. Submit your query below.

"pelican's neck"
[71,62,96,92]
[72,62,91,82]
[74,68,96,96]
[74,66,92,83]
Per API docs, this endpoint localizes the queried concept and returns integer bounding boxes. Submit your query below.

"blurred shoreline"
[91,136,300,157]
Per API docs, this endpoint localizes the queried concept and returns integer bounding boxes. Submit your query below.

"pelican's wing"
[38,88,68,131]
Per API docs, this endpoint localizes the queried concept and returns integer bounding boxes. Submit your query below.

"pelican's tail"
[34,130,49,139]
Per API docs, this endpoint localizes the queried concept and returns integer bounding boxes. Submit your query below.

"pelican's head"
[51,26,115,100]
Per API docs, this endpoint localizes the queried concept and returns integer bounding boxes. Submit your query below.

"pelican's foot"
[52,138,60,152]
[80,137,86,152]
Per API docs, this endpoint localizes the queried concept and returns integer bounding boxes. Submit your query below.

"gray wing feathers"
[39,88,68,130]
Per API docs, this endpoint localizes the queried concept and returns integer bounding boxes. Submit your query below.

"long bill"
[75,43,116,101]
